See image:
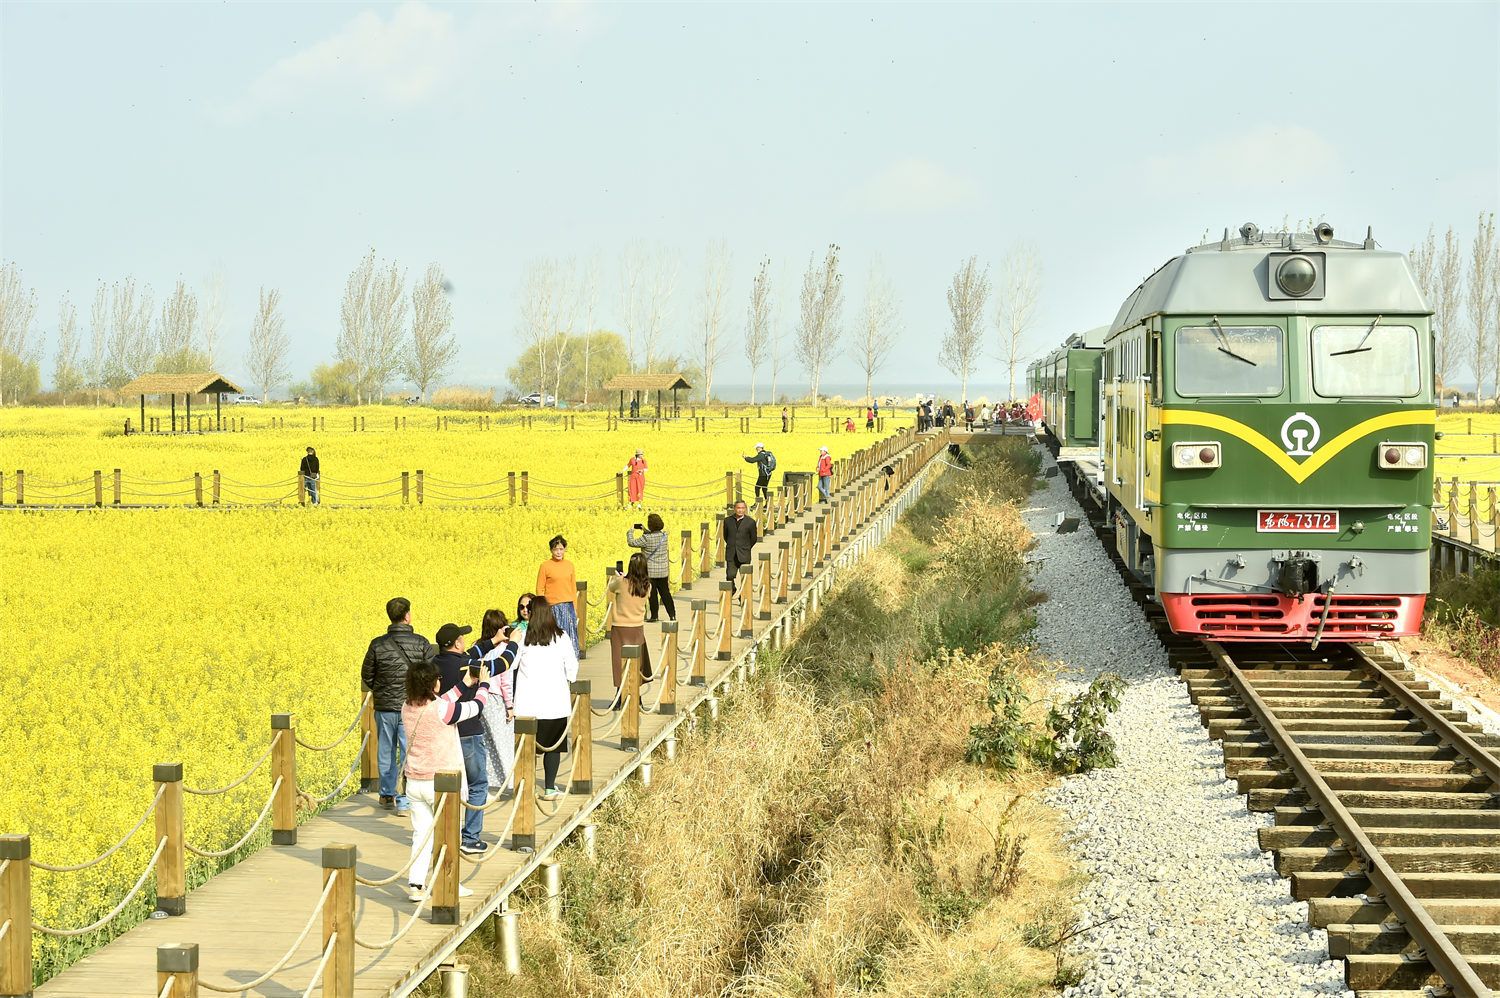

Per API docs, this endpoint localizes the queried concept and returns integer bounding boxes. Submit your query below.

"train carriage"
[1093,223,1434,642]
[1028,325,1106,453]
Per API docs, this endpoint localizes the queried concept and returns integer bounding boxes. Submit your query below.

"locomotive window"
[1174,325,1283,396]
[1311,324,1420,398]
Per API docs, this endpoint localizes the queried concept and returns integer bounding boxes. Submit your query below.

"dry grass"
[418,437,1074,998]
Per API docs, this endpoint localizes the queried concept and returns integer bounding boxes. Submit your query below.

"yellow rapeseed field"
[1437,411,1500,499]
[0,404,909,981]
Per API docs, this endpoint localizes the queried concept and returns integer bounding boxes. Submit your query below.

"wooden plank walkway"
[26,429,949,998]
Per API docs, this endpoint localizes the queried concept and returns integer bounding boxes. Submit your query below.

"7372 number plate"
[1256,510,1339,533]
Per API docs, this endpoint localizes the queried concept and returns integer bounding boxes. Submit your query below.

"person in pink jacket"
[402,653,495,901]
[817,446,833,501]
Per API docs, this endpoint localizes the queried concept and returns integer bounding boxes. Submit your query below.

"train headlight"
[1377,441,1427,470]
[1276,256,1318,297]
[1172,441,1221,469]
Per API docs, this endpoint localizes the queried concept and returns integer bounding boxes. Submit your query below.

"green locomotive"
[1027,325,1107,452]
[1062,223,1434,642]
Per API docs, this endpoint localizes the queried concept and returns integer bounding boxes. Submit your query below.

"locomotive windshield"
[1311,323,1421,398]
[1173,325,1283,396]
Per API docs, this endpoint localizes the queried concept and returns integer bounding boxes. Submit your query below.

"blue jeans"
[304,475,320,505]
[553,600,580,655]
[375,710,408,809]
[818,474,832,501]
[460,734,489,846]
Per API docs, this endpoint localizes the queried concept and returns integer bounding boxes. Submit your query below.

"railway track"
[1053,455,1500,998]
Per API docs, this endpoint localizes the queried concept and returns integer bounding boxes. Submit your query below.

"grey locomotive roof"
[1108,230,1431,338]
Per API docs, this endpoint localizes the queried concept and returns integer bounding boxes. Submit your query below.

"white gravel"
[1025,454,1354,998]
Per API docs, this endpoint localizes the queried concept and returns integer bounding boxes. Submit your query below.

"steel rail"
[1350,643,1500,787]
[1207,640,1493,998]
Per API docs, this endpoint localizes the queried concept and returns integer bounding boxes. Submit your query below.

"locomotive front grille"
[1171,593,1412,639]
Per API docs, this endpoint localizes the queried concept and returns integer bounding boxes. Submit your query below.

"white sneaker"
[407,885,424,902]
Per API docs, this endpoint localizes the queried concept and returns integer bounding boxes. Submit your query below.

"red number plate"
[1256,510,1339,533]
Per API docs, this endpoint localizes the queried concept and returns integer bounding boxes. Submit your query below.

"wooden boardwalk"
[21,429,949,998]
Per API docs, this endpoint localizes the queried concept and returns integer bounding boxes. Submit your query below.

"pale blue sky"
[3,0,1497,395]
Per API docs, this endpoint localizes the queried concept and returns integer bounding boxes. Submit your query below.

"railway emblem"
[1280,412,1321,458]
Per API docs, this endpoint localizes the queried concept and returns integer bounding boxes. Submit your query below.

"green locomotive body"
[1070,224,1434,642]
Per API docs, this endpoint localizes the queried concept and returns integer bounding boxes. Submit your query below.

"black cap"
[435,623,472,648]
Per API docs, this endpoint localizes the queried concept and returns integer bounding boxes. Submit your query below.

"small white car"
[518,392,556,407]
[223,394,262,405]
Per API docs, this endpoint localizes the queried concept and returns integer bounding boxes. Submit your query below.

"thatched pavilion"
[603,372,692,419]
[120,372,246,433]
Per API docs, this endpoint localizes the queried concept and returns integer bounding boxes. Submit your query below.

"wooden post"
[194,472,203,507]
[576,581,589,658]
[716,581,734,660]
[402,471,410,505]
[1470,488,1481,545]
[690,600,708,686]
[738,565,755,637]
[658,622,678,715]
[714,514,726,567]
[14,470,22,506]
[775,540,791,603]
[431,771,462,924]
[321,844,356,998]
[113,468,121,505]
[569,682,592,793]
[724,471,734,507]
[521,471,529,506]
[93,469,103,507]
[298,474,306,506]
[680,529,696,587]
[154,762,186,915]
[1490,487,1499,547]
[757,552,773,619]
[1,835,32,997]
[212,470,221,506]
[272,714,297,844]
[698,521,712,576]
[156,943,198,998]
[359,690,377,791]
[171,393,177,432]
[512,719,536,850]
[508,471,517,505]
[620,646,642,750]
[416,470,425,505]
[789,530,804,591]
[616,472,625,507]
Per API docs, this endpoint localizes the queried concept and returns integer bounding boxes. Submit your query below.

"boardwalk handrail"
[28,785,165,873]
[31,837,167,938]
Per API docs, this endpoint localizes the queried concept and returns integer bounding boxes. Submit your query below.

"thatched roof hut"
[120,372,246,433]
[603,372,692,418]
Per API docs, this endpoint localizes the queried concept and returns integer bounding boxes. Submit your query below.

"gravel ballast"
[1025,456,1353,998]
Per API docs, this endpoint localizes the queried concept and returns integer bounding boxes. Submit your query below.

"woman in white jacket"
[511,596,579,801]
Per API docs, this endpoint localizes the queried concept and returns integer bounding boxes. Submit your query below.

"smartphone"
[634,523,643,530]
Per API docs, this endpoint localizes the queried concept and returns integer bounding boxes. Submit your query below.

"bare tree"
[547,259,578,404]
[580,255,601,405]
[155,280,202,373]
[1468,213,1495,403]
[642,248,678,371]
[1434,227,1465,398]
[201,268,226,368]
[942,256,990,402]
[246,287,290,400]
[0,263,38,404]
[794,244,844,403]
[107,278,154,387]
[516,259,560,393]
[696,240,732,401]
[88,282,108,405]
[744,257,772,404]
[853,261,899,405]
[404,264,457,401]
[367,260,408,402]
[994,245,1041,399]
[337,250,375,403]
[54,296,83,400]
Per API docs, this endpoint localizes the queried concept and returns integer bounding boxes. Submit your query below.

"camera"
[633,523,643,530]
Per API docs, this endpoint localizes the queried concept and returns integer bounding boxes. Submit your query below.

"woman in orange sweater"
[536,534,579,654]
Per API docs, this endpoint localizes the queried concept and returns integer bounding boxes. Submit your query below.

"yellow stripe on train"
[1159,409,1436,484]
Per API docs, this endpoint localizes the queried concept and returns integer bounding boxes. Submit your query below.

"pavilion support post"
[186,393,191,429]
[140,394,146,433]
[171,393,177,432]
[216,392,221,430]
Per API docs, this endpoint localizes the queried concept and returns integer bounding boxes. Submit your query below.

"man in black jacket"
[361,597,436,816]
[299,446,320,505]
[433,623,490,853]
[743,443,775,506]
[722,499,757,591]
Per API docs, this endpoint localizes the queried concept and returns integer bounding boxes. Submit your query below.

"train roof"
[1109,225,1431,338]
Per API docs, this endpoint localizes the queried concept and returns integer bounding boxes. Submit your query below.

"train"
[1028,223,1435,643]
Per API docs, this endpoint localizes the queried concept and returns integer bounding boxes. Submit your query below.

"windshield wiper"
[1330,315,1383,356]
[1210,316,1257,366]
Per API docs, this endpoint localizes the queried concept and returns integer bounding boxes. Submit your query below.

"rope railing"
[300,933,338,998]
[460,786,526,862]
[157,974,175,998]
[296,695,370,751]
[197,874,336,992]
[300,733,371,806]
[28,784,165,873]
[353,846,447,950]
[353,796,448,887]
[31,837,167,938]
[184,732,280,796]
[185,777,282,859]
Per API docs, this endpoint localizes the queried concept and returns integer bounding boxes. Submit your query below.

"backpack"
[763,451,777,472]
